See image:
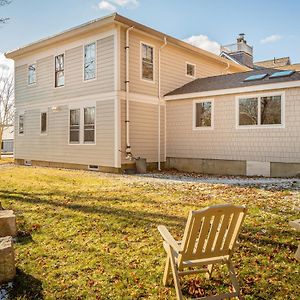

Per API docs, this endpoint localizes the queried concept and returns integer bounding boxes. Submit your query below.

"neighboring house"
[4,13,246,173]
[255,57,291,69]
[5,14,300,177]
[1,125,14,154]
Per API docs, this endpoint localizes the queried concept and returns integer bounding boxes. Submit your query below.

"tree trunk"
[0,126,3,160]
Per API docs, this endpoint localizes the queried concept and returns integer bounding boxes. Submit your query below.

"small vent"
[88,165,99,171]
[24,160,32,166]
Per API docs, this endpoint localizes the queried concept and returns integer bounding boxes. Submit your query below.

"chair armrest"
[158,225,181,252]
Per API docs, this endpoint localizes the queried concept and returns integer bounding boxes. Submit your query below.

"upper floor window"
[19,115,24,134]
[141,43,154,81]
[55,54,64,87]
[28,64,36,85]
[186,63,196,78]
[194,100,213,129]
[41,112,47,134]
[84,42,96,81]
[84,107,95,143]
[238,94,283,127]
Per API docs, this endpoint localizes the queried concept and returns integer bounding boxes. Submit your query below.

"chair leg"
[226,259,240,298]
[167,245,183,300]
[163,255,171,286]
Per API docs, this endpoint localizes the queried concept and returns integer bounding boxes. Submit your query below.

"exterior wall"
[119,28,242,97]
[120,97,165,165]
[166,87,300,177]
[14,27,118,168]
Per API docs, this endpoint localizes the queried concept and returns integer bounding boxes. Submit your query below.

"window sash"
[69,109,80,143]
[238,95,282,126]
[141,43,154,81]
[195,102,212,127]
[84,107,95,143]
[19,115,24,134]
[28,64,36,84]
[55,54,64,87]
[41,112,47,133]
[84,43,96,80]
[187,64,195,77]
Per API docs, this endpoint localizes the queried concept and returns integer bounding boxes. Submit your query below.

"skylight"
[269,70,295,78]
[244,74,268,82]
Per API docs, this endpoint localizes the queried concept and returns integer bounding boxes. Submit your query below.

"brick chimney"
[221,34,254,68]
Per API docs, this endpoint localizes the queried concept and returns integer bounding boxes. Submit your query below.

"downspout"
[125,26,134,160]
[158,37,168,171]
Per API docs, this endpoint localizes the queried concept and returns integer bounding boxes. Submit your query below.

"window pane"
[84,43,96,80]
[195,102,212,127]
[187,64,195,77]
[41,112,47,133]
[55,54,64,71]
[239,98,258,125]
[261,96,281,125]
[84,107,95,142]
[56,71,64,87]
[28,64,36,84]
[19,115,24,134]
[55,54,64,87]
[70,109,80,143]
[142,44,154,80]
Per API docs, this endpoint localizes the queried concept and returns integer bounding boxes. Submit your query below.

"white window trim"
[186,62,196,79]
[193,99,214,130]
[140,41,155,84]
[82,41,98,82]
[54,52,65,89]
[18,113,25,136]
[27,63,37,86]
[68,102,96,145]
[40,110,48,135]
[235,91,285,129]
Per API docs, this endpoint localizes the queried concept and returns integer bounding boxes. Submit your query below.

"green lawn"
[0,157,13,164]
[0,166,299,299]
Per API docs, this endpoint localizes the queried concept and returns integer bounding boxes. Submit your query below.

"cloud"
[183,34,220,55]
[97,0,138,11]
[260,34,283,44]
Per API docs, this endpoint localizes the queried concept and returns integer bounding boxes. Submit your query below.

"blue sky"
[1,0,300,69]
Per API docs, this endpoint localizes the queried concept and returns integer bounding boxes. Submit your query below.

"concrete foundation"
[271,162,300,177]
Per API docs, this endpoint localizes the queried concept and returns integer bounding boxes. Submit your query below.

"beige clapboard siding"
[120,99,165,163]
[15,35,115,108]
[15,99,115,166]
[166,88,300,163]
[119,28,237,97]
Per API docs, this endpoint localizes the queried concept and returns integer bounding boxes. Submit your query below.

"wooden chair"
[158,204,247,300]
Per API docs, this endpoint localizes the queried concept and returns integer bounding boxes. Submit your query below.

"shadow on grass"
[9,268,44,299]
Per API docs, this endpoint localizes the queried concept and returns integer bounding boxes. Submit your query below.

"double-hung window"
[238,94,283,127]
[55,54,65,87]
[84,107,95,143]
[84,43,96,81]
[28,64,36,85]
[19,115,24,134]
[69,109,80,143]
[141,43,154,81]
[194,100,213,129]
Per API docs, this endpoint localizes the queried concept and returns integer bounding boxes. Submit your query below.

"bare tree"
[0,0,11,24]
[0,73,14,159]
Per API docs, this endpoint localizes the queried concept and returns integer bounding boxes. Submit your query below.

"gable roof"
[165,68,300,97]
[5,13,248,72]
[255,57,291,68]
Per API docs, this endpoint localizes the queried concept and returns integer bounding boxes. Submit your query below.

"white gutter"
[125,26,134,159]
[164,80,300,101]
[158,37,167,171]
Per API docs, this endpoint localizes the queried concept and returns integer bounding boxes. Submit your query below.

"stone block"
[0,236,16,283]
[0,210,17,237]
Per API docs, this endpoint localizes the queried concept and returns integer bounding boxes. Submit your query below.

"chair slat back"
[179,204,247,264]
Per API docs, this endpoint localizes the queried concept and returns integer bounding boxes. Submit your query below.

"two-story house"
[6,14,300,177]
[5,13,246,173]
